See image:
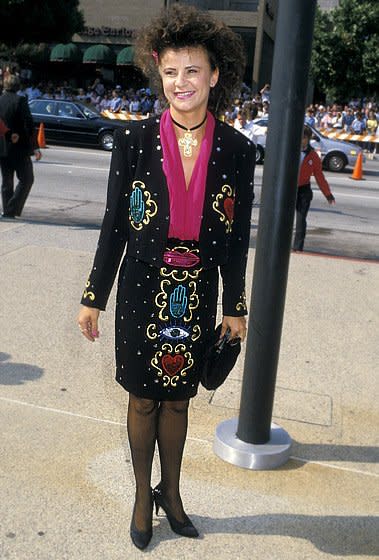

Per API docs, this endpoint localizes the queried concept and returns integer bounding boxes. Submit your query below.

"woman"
[78,4,255,550]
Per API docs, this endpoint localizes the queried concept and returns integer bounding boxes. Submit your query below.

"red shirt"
[298,147,332,198]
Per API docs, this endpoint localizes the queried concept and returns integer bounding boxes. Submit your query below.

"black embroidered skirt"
[115,240,219,400]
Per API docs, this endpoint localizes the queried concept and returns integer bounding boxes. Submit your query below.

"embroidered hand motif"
[129,181,158,231]
[170,285,188,318]
[130,186,145,223]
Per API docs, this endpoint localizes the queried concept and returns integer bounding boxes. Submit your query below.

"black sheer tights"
[127,394,190,530]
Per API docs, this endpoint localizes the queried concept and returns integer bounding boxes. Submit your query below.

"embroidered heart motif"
[162,354,185,376]
[224,197,234,222]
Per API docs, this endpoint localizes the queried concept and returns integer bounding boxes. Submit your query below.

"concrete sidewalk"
[0,218,378,560]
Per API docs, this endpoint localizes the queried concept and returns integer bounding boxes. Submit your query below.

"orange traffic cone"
[37,122,46,149]
[350,151,364,180]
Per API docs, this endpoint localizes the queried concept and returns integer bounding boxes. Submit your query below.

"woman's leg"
[157,399,190,521]
[127,394,159,530]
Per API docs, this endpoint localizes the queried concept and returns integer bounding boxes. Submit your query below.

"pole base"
[213,417,292,470]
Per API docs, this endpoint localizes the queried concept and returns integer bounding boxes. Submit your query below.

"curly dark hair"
[134,4,246,117]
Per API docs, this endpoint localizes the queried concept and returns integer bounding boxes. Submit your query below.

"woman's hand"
[221,315,247,342]
[77,306,100,342]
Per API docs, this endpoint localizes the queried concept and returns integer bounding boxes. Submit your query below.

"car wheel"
[99,131,114,151]
[324,152,347,172]
[256,144,264,164]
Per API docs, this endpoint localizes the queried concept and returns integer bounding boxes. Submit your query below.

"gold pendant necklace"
[171,114,207,158]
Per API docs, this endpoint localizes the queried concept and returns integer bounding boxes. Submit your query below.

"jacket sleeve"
[311,150,332,198]
[81,129,131,310]
[18,95,35,151]
[220,141,255,316]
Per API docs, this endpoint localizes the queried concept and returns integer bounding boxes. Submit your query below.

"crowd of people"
[15,78,162,115]
[3,70,377,158]
[227,88,378,155]
[13,76,379,139]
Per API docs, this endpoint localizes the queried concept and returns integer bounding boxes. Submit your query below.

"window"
[57,103,83,119]
[30,100,57,116]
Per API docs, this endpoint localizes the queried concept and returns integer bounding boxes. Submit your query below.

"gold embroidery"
[181,352,194,377]
[155,279,170,321]
[146,323,158,340]
[129,180,158,231]
[236,290,247,312]
[160,267,202,282]
[212,184,235,233]
[184,280,199,323]
[191,325,201,341]
[151,349,164,377]
[83,280,95,301]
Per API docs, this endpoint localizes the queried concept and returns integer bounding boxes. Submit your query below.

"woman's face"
[159,46,219,118]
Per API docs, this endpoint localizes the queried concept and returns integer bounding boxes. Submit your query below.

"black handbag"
[200,324,241,390]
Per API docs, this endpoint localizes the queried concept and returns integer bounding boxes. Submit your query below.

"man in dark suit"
[0,73,41,218]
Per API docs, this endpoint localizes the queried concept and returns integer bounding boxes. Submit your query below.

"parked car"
[250,117,363,172]
[250,117,267,164]
[29,99,129,151]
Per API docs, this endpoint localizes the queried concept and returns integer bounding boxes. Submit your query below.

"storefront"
[29,0,278,92]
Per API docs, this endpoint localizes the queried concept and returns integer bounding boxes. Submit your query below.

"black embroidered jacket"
[81,116,255,316]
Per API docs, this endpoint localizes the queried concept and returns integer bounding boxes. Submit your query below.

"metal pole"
[214,0,317,469]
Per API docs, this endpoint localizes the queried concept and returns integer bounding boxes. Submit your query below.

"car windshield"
[81,105,99,119]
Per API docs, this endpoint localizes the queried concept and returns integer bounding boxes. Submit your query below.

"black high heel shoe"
[130,491,153,550]
[153,485,199,538]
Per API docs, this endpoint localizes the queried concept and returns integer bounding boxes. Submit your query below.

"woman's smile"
[174,91,195,99]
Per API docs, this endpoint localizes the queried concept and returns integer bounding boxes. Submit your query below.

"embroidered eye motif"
[130,186,145,223]
[160,326,190,341]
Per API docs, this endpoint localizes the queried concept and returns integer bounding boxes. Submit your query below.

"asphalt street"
[20,144,379,260]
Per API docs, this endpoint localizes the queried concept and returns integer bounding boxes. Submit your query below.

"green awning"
[116,46,134,65]
[50,43,81,62]
[83,44,115,64]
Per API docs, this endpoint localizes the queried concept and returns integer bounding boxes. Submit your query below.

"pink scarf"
[160,109,215,241]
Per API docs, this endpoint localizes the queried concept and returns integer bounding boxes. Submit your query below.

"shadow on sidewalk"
[0,352,43,385]
[292,441,379,464]
[152,514,378,556]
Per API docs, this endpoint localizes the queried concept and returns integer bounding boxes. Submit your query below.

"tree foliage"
[0,0,84,45]
[311,0,379,101]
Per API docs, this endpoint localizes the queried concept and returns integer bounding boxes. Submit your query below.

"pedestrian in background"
[0,73,41,218]
[294,127,335,251]
[260,83,271,103]
[366,109,377,157]
[78,4,254,550]
[342,107,355,132]
[109,89,122,113]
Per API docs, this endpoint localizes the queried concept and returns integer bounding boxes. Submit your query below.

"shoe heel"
[152,485,198,538]
[154,500,160,515]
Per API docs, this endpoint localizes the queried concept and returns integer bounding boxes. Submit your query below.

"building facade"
[68,0,336,92]
[73,0,278,91]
